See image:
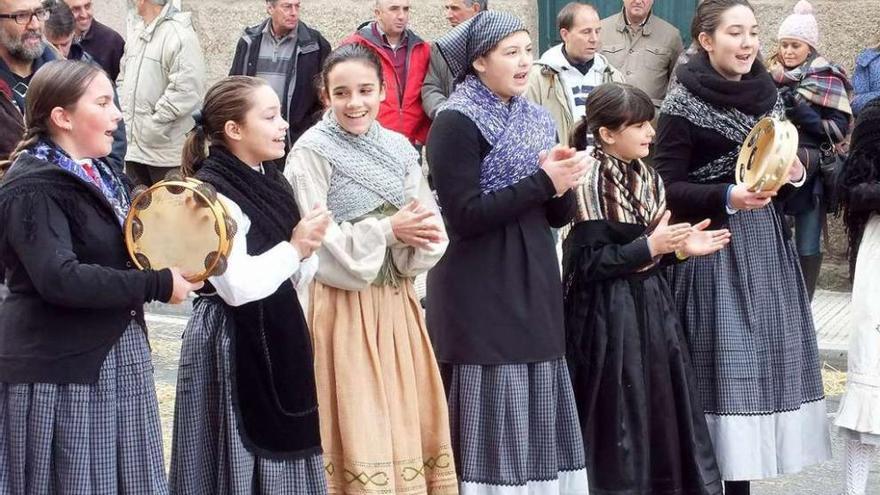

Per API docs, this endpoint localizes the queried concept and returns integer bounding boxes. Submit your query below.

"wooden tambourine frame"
[736,117,799,193]
[124,173,236,282]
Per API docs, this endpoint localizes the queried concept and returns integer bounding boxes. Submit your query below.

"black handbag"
[819,126,848,213]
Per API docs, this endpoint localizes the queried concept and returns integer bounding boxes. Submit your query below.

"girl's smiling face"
[325,60,385,136]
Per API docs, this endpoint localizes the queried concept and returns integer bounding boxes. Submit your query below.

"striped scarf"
[769,55,853,117]
[441,75,556,193]
[575,149,665,229]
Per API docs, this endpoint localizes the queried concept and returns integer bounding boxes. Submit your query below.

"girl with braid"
[0,60,198,493]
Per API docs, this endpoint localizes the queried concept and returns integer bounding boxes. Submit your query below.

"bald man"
[422,0,487,119]
[527,2,624,147]
[343,0,431,147]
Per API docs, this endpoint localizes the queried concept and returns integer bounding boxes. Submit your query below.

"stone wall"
[91,0,538,86]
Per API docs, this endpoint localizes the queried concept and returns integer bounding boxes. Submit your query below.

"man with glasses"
[0,0,55,160]
[230,0,330,171]
[62,0,125,81]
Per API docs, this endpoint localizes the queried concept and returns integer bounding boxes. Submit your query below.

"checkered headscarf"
[434,11,527,82]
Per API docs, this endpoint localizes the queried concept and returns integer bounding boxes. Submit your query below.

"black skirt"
[563,220,722,495]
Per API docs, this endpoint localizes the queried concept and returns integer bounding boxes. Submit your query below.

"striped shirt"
[256,22,298,110]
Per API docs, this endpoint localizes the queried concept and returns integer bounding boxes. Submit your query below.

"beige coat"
[118,4,205,167]
[599,11,683,105]
[526,48,625,147]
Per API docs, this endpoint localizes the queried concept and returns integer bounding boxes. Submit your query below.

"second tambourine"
[735,116,799,193]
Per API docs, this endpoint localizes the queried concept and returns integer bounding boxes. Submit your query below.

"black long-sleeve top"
[425,110,575,365]
[653,114,797,228]
[0,153,173,384]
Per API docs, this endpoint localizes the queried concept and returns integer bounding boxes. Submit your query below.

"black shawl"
[675,50,778,116]
[195,146,321,460]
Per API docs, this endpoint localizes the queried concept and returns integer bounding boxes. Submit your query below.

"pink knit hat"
[777,0,819,48]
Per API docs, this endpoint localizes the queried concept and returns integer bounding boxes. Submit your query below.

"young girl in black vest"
[169,76,331,494]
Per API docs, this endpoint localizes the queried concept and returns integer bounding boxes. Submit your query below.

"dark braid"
[0,60,103,177]
[1,128,45,176]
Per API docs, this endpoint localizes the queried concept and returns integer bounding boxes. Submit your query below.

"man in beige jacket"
[119,0,205,186]
[599,0,682,107]
[527,3,624,147]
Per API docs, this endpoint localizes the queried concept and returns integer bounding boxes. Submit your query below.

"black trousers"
[125,161,176,187]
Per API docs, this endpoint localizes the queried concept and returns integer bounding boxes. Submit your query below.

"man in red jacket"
[342,0,430,147]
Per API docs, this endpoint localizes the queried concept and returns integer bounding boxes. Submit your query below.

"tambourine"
[735,117,799,192]
[124,172,236,282]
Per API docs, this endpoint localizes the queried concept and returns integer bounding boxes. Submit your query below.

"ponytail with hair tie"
[181,108,209,177]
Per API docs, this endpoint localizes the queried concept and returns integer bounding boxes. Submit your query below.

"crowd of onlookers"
[1,1,880,494]
[1,0,878,184]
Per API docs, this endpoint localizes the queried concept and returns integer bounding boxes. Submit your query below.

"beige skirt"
[309,279,458,495]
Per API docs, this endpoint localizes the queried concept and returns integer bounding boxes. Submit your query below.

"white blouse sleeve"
[285,147,395,291]
[208,195,304,307]
[390,164,448,277]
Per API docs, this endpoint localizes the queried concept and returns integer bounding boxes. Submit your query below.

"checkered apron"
[441,358,586,488]
[667,204,825,415]
[0,321,168,494]
[168,297,327,495]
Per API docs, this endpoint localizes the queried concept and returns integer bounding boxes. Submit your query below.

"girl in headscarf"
[653,1,831,493]
[286,44,457,495]
[834,99,880,495]
[767,0,853,299]
[564,82,729,495]
[426,11,590,494]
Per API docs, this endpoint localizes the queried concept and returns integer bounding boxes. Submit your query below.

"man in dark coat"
[229,0,330,171]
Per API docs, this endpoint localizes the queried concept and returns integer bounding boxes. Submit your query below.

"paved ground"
[145,290,879,493]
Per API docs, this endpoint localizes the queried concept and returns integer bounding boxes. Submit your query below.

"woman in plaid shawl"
[767,0,853,299]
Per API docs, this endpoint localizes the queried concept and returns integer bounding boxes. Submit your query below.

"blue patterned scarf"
[24,140,129,225]
[441,75,556,193]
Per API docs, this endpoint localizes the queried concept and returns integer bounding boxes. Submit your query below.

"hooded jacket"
[118,3,205,168]
[526,45,625,147]
[342,22,431,145]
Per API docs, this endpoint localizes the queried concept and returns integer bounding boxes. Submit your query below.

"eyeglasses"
[0,8,51,25]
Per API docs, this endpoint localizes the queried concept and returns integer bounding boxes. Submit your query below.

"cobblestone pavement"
[145,299,880,493]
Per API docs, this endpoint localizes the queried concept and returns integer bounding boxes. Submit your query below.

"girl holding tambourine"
[652,1,830,493]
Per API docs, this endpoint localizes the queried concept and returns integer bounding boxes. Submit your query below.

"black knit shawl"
[195,146,321,460]
[675,50,778,116]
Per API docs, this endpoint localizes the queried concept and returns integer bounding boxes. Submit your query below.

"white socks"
[844,438,877,495]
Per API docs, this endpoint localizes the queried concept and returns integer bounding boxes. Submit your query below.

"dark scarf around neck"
[676,50,778,116]
[195,146,321,460]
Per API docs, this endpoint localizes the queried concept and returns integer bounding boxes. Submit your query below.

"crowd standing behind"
[0,0,878,494]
